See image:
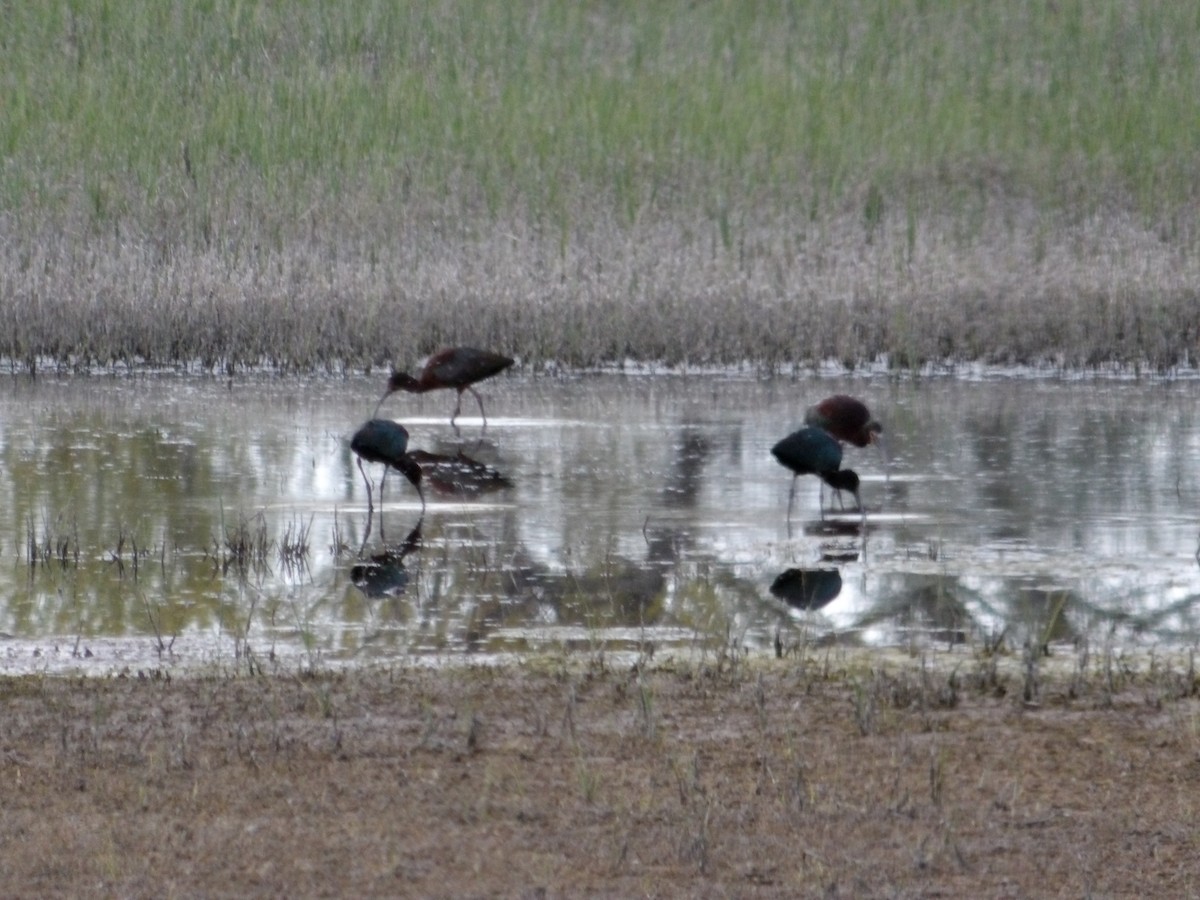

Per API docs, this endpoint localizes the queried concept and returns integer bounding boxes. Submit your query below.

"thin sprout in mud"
[278,515,314,567]
[330,508,354,559]
[25,511,80,568]
[217,511,273,573]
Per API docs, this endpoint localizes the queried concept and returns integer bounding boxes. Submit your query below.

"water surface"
[1,372,1196,673]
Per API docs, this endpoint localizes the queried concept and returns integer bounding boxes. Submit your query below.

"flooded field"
[1,371,1197,674]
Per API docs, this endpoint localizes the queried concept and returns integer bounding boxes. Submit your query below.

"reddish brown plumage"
[804,395,882,448]
[377,347,514,426]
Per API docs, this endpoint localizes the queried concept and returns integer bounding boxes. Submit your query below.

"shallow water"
[1,372,1197,674]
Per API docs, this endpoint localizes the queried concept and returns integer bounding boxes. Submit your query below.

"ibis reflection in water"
[662,426,712,508]
[770,568,843,612]
[408,449,512,497]
[375,346,514,428]
[350,520,423,598]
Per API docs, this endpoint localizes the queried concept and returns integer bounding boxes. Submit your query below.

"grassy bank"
[3,1,1199,372]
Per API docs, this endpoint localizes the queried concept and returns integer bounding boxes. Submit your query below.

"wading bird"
[771,426,861,518]
[376,347,514,428]
[804,395,882,448]
[351,419,426,526]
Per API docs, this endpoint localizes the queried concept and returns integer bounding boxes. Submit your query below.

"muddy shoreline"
[2,653,1197,897]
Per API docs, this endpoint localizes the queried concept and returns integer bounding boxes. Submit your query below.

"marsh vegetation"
[4,1,1199,373]
[6,7,1199,891]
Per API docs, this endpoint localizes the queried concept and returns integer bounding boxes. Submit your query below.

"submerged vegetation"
[3,0,1200,372]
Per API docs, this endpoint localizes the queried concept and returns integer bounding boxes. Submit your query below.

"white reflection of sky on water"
[0,371,1197,673]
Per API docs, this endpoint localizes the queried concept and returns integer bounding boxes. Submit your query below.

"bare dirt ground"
[2,652,1198,898]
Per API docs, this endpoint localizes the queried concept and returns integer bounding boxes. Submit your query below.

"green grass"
[7,0,1200,225]
[2,0,1200,371]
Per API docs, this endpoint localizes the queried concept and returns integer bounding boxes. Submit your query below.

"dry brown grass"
[2,654,1198,897]
[3,201,1199,375]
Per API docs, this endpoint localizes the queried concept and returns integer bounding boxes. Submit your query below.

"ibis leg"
[356,458,374,514]
[379,468,389,542]
[357,458,376,549]
[468,386,489,428]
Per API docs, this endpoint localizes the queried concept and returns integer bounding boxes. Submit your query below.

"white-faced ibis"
[376,347,514,427]
[350,419,426,521]
[771,426,861,518]
[804,395,882,448]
